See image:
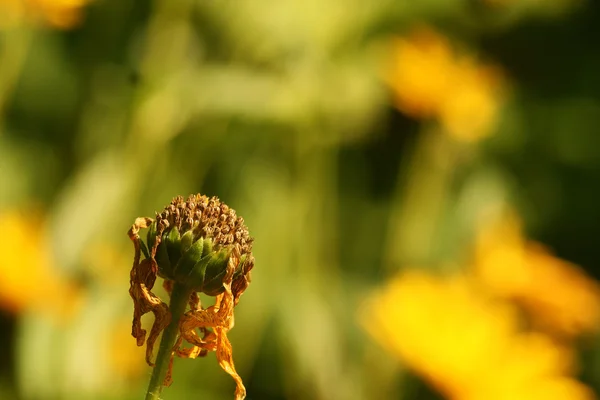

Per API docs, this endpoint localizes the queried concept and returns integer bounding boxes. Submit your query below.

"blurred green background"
[2,0,600,399]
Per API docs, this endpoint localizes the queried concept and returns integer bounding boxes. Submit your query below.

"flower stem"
[145,282,192,400]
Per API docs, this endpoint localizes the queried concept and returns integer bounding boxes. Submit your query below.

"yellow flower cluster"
[361,213,600,400]
[0,210,79,317]
[0,0,89,29]
[475,213,600,339]
[362,273,594,400]
[0,209,148,385]
[386,27,505,142]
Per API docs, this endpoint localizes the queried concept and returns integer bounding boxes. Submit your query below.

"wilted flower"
[128,194,254,399]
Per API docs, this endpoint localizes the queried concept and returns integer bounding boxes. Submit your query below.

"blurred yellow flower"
[0,0,89,29]
[83,241,132,285]
[0,210,80,318]
[386,27,505,142]
[475,213,600,339]
[360,271,595,400]
[109,319,147,382]
[386,30,455,119]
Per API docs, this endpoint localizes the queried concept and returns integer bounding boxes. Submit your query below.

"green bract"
[140,194,254,297]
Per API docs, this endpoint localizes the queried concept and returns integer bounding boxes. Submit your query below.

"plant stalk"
[145,282,192,400]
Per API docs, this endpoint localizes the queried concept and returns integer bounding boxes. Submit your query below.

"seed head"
[145,194,254,299]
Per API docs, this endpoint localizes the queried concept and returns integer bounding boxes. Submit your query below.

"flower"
[386,29,456,119]
[0,0,90,29]
[143,195,253,297]
[360,271,595,400]
[109,319,148,382]
[385,27,505,142]
[0,209,80,319]
[438,63,503,142]
[474,213,600,339]
[128,194,254,399]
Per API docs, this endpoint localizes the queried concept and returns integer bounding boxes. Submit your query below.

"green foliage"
[1,0,600,399]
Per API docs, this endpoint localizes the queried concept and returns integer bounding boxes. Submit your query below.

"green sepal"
[200,248,231,296]
[146,220,158,254]
[186,253,212,291]
[202,237,213,257]
[155,233,173,279]
[139,240,150,260]
[165,227,182,267]
[181,230,194,254]
[173,237,205,281]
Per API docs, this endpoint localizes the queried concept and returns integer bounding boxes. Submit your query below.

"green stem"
[145,282,192,400]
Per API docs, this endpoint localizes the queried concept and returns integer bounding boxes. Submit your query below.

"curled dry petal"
[215,326,246,400]
[128,218,170,365]
[174,264,246,399]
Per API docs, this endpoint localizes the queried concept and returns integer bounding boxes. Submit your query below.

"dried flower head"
[128,194,254,399]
